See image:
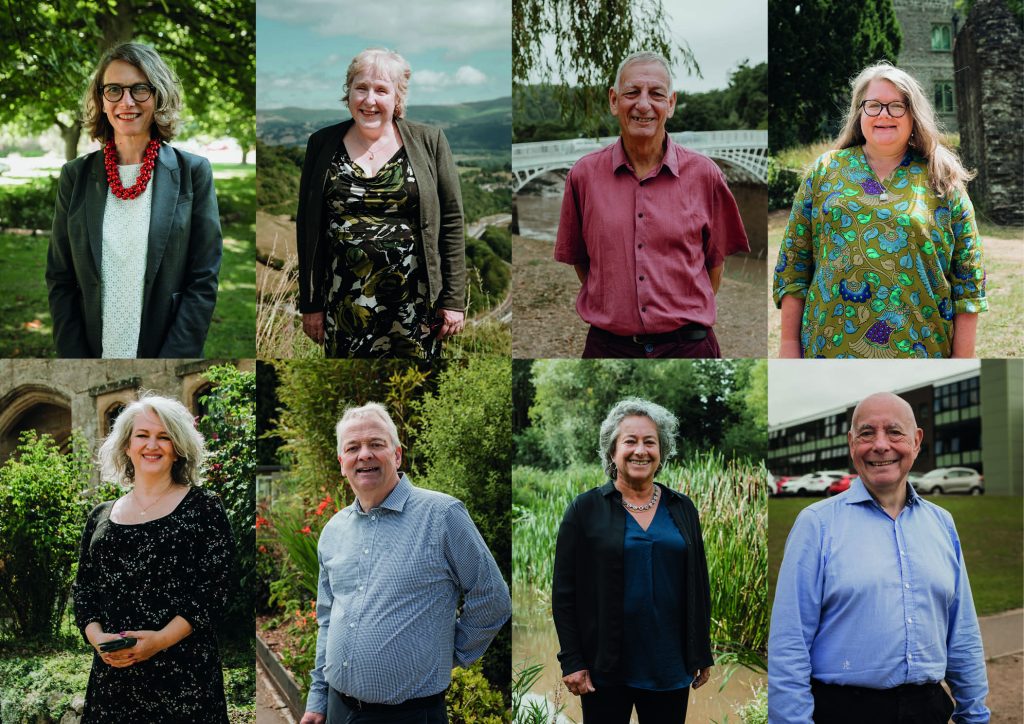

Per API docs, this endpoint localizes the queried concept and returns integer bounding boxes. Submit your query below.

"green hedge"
[767,158,802,211]
[0,177,58,231]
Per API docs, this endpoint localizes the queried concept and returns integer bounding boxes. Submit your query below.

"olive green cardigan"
[295,118,466,313]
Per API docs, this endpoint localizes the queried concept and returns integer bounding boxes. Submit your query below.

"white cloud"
[454,66,487,85]
[257,0,510,54]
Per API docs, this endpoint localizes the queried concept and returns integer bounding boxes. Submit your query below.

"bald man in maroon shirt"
[554,51,749,358]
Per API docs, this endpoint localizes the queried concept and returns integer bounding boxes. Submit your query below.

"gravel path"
[512,235,768,358]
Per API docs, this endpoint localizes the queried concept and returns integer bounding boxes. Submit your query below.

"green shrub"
[767,158,802,211]
[737,684,768,724]
[0,431,92,639]
[199,365,257,643]
[0,647,91,722]
[0,176,58,231]
[447,665,505,724]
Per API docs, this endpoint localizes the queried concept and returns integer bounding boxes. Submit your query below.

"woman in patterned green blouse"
[773,63,986,358]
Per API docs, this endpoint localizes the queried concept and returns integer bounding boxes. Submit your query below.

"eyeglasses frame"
[859,99,909,118]
[101,83,156,103]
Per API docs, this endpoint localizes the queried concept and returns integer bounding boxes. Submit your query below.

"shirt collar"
[846,475,920,507]
[610,136,679,178]
[349,472,412,515]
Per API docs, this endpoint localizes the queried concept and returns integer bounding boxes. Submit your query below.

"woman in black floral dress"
[296,48,467,358]
[74,394,234,723]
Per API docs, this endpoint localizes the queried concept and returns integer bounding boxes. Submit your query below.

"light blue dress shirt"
[768,478,989,723]
[305,474,511,713]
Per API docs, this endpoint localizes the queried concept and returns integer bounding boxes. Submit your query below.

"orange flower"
[258,545,267,554]
[255,515,269,529]
[300,525,312,534]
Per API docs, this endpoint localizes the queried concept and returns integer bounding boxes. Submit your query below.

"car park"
[826,473,857,496]
[914,467,984,495]
[781,470,849,496]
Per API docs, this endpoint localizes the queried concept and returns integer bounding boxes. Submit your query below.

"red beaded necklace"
[104,138,161,200]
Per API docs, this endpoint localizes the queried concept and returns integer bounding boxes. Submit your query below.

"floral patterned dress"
[73,486,234,723]
[773,147,987,358]
[322,146,439,358]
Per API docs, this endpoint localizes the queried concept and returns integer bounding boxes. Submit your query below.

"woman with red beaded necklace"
[47,42,222,358]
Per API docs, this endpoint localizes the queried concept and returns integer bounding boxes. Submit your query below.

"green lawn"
[768,496,1023,616]
[0,164,254,358]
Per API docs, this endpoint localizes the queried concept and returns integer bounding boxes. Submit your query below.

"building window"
[934,81,955,113]
[931,24,952,51]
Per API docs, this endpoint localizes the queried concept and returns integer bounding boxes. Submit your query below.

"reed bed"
[513,452,768,659]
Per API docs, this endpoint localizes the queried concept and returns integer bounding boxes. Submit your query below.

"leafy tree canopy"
[513,0,700,137]
[768,0,900,152]
[0,0,254,160]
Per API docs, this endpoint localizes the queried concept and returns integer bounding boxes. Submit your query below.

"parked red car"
[827,473,857,496]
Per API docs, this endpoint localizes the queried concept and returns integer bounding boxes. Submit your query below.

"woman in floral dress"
[296,48,466,358]
[773,62,986,358]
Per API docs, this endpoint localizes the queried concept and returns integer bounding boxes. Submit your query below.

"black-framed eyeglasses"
[860,99,908,118]
[102,83,155,103]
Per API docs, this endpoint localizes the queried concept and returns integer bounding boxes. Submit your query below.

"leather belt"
[337,689,445,712]
[612,322,708,344]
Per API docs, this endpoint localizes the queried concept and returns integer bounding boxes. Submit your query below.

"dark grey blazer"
[295,117,466,314]
[46,144,222,358]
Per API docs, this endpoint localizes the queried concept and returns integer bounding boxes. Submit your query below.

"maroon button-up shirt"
[554,138,749,336]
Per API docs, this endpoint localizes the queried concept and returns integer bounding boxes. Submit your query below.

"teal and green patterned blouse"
[773,147,987,358]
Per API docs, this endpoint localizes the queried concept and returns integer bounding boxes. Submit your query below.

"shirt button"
[907,617,913,624]
[904,583,910,589]
[363,548,369,554]
[638,243,644,249]
[639,275,645,281]
[349,623,355,628]
[907,653,913,660]
[641,306,647,313]
[358,585,364,591]
[343,661,348,667]
[900,550,906,556]
[638,212,644,218]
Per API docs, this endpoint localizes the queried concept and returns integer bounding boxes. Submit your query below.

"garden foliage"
[198,364,258,643]
[0,431,91,638]
[516,359,767,469]
[0,176,58,231]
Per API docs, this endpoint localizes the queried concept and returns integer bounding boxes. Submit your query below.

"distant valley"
[257,97,511,155]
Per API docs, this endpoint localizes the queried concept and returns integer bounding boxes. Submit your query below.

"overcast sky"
[257,0,511,109]
[768,360,981,427]
[526,0,767,93]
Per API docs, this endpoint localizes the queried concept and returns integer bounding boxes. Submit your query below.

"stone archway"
[0,385,73,461]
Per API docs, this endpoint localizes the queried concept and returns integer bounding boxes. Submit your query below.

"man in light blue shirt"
[769,392,989,723]
[301,402,511,724]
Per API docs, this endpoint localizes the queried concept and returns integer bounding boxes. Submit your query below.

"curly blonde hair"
[833,62,974,197]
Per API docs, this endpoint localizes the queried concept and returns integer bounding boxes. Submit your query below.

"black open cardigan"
[552,481,714,679]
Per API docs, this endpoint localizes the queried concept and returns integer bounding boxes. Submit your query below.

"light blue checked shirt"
[769,477,989,723]
[305,474,511,713]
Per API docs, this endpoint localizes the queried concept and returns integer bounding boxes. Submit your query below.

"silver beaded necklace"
[621,485,659,512]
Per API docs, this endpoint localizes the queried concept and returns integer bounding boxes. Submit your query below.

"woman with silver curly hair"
[73,394,233,722]
[552,397,713,723]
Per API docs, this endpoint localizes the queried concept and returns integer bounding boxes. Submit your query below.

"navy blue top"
[594,502,693,691]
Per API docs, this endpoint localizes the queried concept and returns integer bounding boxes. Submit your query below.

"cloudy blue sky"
[257,0,511,109]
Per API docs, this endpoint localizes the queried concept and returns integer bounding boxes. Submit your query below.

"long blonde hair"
[833,62,974,197]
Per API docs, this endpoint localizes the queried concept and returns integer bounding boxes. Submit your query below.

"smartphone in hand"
[98,637,137,652]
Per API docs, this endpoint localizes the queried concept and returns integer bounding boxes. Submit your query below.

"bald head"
[851,392,916,431]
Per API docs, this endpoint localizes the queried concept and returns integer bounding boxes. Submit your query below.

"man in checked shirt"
[301,402,511,724]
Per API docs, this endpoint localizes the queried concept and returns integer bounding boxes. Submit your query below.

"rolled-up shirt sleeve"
[768,508,824,723]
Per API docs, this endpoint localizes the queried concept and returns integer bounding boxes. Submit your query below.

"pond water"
[513,584,765,723]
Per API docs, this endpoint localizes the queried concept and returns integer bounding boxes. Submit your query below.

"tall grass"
[513,452,768,659]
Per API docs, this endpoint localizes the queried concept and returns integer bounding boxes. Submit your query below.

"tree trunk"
[61,121,83,161]
[99,0,134,49]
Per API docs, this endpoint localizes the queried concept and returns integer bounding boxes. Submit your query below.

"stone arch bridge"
[512,130,768,191]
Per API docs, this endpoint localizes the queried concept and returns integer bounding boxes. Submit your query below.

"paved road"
[980,608,1023,659]
[257,659,295,724]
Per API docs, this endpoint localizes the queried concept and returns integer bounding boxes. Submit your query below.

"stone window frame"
[931,23,953,51]
[933,80,955,113]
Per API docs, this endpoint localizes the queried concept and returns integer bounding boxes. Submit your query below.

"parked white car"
[781,470,849,496]
[915,467,984,495]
